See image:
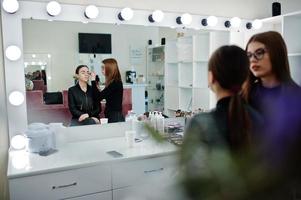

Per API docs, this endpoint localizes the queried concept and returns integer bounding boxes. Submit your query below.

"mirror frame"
[1,1,249,138]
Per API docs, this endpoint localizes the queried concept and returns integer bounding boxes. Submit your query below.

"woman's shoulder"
[68,84,79,92]
[187,112,216,131]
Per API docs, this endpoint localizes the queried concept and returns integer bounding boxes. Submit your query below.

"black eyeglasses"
[247,48,267,61]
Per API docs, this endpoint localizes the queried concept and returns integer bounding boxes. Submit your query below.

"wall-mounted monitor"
[78,33,112,54]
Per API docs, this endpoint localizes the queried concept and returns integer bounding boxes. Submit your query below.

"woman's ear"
[74,74,79,79]
[208,71,214,87]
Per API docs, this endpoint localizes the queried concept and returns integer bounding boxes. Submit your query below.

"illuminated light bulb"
[118,7,134,21]
[85,5,99,19]
[253,19,263,29]
[9,91,24,106]
[2,0,19,14]
[230,17,241,28]
[5,45,21,61]
[149,10,164,23]
[46,1,61,17]
[207,16,218,27]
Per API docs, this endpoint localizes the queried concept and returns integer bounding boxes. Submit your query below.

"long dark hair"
[102,58,122,86]
[243,31,294,100]
[209,45,251,150]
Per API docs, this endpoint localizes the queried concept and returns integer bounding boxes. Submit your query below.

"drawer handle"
[144,167,164,174]
[52,182,77,190]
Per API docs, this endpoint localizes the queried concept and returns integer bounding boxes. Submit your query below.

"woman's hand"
[91,117,100,124]
[91,72,96,81]
[78,113,89,122]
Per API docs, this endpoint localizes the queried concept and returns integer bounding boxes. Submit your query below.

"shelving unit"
[284,13,301,86]
[146,45,165,112]
[164,31,231,117]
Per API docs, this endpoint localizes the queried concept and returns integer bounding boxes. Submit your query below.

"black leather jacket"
[68,84,100,119]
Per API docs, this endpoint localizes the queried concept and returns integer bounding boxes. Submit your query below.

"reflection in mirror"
[22,19,179,126]
[24,53,51,92]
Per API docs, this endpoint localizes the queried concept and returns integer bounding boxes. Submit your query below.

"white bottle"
[157,112,165,134]
[131,113,138,136]
[152,111,158,131]
[125,110,133,122]
[125,110,134,130]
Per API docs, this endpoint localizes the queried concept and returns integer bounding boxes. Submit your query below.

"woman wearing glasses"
[244,31,301,198]
[91,58,124,123]
[68,65,100,126]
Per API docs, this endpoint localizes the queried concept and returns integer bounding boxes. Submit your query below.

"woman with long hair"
[68,65,100,126]
[243,31,301,197]
[91,58,124,123]
[181,45,263,199]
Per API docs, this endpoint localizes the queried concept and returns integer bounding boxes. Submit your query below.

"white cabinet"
[68,191,112,200]
[246,11,301,86]
[111,155,177,189]
[9,154,177,200]
[164,32,231,117]
[112,155,178,200]
[146,46,165,112]
[9,165,111,200]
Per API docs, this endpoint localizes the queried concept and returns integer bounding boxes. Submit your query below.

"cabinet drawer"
[67,191,112,200]
[111,155,177,189]
[9,165,111,200]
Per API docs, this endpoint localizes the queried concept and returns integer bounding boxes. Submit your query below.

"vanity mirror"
[2,0,249,138]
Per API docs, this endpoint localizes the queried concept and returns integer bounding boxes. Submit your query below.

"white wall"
[22,20,162,91]
[21,0,301,19]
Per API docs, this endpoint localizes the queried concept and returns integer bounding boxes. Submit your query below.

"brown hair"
[102,58,122,86]
[243,31,293,100]
[75,65,89,74]
[209,45,251,150]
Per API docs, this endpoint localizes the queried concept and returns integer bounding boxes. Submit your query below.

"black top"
[184,96,263,148]
[91,80,123,114]
[68,84,100,119]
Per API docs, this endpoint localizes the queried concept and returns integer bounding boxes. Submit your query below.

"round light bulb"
[5,45,21,61]
[152,10,164,22]
[46,1,61,17]
[9,91,24,106]
[11,135,26,150]
[41,65,45,70]
[253,19,263,29]
[2,0,19,14]
[207,16,218,27]
[47,54,51,58]
[121,7,133,21]
[85,5,99,19]
[47,76,52,80]
[230,17,241,28]
[181,13,192,25]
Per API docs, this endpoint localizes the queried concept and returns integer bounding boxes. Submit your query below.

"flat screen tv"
[78,33,112,54]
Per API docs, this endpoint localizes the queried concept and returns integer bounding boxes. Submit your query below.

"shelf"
[178,60,193,63]
[148,74,164,77]
[147,88,164,91]
[179,85,192,89]
[288,53,301,57]
[165,84,178,87]
[193,60,208,63]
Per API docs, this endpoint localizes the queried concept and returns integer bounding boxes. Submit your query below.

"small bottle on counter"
[156,112,165,134]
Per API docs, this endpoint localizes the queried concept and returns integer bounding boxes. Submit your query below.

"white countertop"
[8,136,177,179]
